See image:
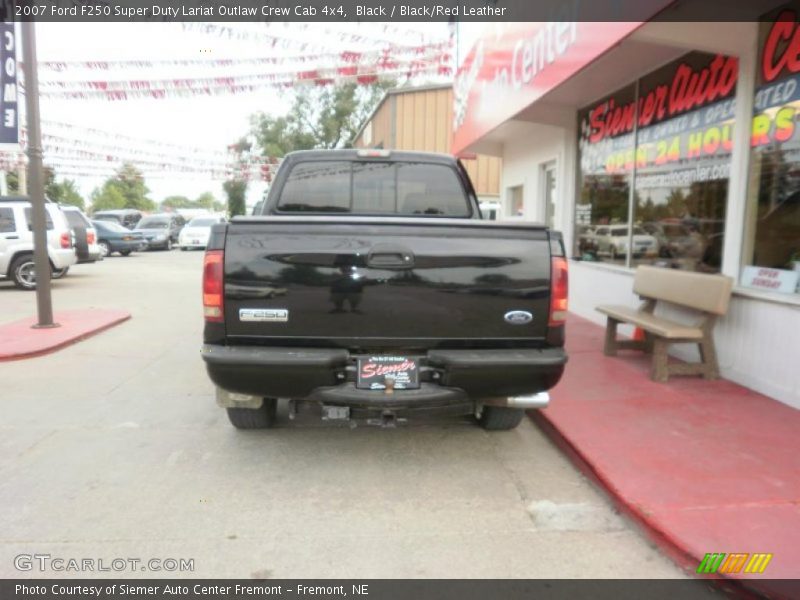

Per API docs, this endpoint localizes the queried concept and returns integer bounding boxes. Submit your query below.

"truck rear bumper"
[202,345,567,408]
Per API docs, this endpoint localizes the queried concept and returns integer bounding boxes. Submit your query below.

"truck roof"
[282,149,459,165]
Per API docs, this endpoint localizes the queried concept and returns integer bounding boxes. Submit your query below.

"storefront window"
[742,9,800,296]
[575,53,735,274]
[576,85,635,264]
[633,52,734,273]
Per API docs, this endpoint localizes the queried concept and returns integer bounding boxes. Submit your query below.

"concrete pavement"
[1,251,691,579]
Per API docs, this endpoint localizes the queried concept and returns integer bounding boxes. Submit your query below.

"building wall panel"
[356,86,500,198]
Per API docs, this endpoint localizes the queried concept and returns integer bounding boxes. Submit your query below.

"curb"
[0,310,131,361]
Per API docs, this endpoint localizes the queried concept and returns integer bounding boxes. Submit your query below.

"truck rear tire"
[478,406,525,431]
[226,398,277,429]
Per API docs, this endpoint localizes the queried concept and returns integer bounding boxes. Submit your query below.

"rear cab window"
[276,160,472,217]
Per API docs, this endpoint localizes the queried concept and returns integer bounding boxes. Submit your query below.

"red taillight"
[60,231,71,249]
[203,250,224,322]
[549,256,569,326]
[86,230,96,245]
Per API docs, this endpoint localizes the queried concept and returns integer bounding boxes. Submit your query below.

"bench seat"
[595,265,733,382]
[596,305,703,339]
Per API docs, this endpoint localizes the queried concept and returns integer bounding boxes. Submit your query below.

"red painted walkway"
[0,309,130,361]
[535,314,800,596]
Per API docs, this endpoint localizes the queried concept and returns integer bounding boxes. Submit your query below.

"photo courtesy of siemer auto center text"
[1,1,799,599]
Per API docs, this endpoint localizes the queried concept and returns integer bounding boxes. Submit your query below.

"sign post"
[20,21,57,328]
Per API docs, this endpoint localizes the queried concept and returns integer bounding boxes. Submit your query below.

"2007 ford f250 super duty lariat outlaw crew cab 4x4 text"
[201,150,568,431]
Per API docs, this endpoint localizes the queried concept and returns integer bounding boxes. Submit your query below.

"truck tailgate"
[223,217,552,348]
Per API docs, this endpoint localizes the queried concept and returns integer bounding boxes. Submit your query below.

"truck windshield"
[276,161,470,216]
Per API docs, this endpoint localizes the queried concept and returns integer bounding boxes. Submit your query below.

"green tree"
[6,170,19,194]
[7,166,56,196]
[666,188,687,218]
[90,186,126,212]
[250,80,394,157]
[161,195,192,210]
[92,163,155,212]
[223,179,247,218]
[195,191,216,210]
[47,178,85,210]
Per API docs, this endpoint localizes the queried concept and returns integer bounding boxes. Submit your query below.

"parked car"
[178,215,226,250]
[61,205,102,265]
[0,196,77,290]
[593,224,658,260]
[134,213,185,250]
[201,149,568,432]
[92,220,147,257]
[92,209,143,230]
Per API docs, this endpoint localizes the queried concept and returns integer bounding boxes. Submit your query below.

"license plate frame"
[356,356,420,390]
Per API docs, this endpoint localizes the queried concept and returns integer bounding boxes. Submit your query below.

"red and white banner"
[180,22,445,52]
[39,120,230,159]
[36,43,451,72]
[37,64,452,100]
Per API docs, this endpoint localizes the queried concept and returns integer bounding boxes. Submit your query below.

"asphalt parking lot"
[0,250,687,578]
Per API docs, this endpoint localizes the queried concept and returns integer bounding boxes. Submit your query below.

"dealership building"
[453,6,800,408]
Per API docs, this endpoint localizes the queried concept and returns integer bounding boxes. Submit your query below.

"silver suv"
[0,197,78,290]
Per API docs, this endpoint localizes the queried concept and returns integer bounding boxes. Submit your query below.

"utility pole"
[21,21,57,328]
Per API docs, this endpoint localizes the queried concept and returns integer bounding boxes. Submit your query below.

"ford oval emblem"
[504,310,533,325]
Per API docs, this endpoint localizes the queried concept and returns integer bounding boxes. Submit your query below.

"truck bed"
[216,216,554,349]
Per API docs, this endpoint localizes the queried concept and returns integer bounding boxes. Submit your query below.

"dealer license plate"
[357,356,420,390]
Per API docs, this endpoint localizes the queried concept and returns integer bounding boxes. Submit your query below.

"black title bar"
[1,0,797,22]
[0,579,760,600]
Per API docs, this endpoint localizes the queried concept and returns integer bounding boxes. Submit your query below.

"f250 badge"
[504,310,533,325]
[239,308,288,323]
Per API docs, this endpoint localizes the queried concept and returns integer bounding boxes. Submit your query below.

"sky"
[26,21,458,208]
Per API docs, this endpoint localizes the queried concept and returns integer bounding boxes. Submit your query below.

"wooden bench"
[597,266,733,382]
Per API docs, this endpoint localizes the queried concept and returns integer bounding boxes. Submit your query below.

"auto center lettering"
[594,14,800,176]
[588,55,738,144]
[459,4,580,128]
[762,10,800,83]
[509,22,578,92]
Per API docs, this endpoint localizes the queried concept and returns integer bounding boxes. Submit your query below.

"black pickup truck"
[202,149,568,431]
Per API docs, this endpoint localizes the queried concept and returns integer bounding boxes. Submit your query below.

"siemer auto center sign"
[451,0,677,154]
